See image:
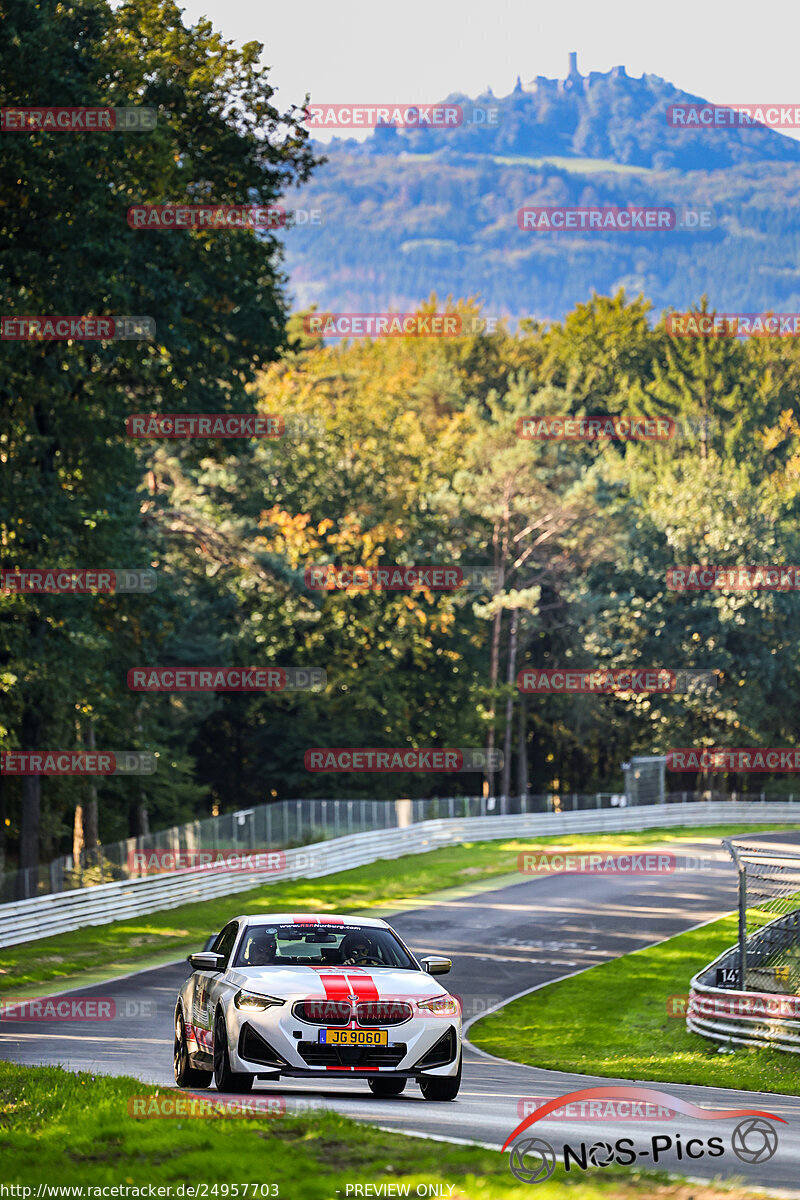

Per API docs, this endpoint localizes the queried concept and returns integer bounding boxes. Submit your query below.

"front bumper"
[230,1009,461,1078]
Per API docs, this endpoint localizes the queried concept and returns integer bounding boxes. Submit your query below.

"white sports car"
[174,913,462,1100]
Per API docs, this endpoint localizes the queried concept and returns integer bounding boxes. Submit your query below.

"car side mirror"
[188,951,224,971]
[420,955,452,975]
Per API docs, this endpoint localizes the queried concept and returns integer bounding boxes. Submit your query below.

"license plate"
[318,1028,388,1045]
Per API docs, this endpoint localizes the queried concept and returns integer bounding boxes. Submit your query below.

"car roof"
[233,914,390,929]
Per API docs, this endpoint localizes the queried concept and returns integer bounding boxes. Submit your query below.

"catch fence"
[3,799,800,949]
[3,787,793,902]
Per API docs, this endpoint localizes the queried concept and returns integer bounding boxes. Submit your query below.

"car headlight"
[234,989,285,1011]
[417,995,460,1016]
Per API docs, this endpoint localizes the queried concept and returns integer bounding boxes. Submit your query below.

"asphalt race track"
[3,834,800,1194]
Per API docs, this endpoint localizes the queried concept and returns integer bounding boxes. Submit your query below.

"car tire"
[174,1011,212,1089]
[367,1077,407,1097]
[213,1011,254,1093]
[419,1053,461,1101]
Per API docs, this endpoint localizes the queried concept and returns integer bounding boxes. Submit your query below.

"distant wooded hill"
[282,59,800,321]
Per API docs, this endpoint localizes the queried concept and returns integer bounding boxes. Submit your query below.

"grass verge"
[469,913,800,1095]
[3,823,798,997]
[0,1061,771,1199]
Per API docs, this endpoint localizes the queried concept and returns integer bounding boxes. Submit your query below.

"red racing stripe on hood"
[311,971,352,1002]
[345,972,379,1002]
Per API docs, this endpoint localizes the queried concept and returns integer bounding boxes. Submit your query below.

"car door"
[194,921,239,1053]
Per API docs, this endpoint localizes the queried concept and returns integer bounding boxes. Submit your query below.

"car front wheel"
[419,1053,461,1101]
[174,1011,212,1089]
[213,1011,253,1093]
[368,1077,406,1097]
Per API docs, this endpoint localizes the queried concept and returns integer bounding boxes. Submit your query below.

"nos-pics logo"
[505,1087,783,1183]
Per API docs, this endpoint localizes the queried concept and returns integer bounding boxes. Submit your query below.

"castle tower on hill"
[525,51,585,95]
[562,50,583,92]
[521,53,630,96]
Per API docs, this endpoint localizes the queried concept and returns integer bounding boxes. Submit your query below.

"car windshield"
[233,923,417,969]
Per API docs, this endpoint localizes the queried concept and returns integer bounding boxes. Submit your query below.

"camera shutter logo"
[509,1137,556,1184]
[587,1140,615,1167]
[731,1118,779,1164]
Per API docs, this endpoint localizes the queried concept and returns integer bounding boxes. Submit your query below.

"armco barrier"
[1,800,799,948]
[687,910,800,1054]
[688,952,800,1054]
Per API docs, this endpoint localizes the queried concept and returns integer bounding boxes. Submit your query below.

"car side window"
[212,922,239,968]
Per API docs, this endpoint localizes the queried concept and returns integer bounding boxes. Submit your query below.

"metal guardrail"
[688,931,800,1054]
[2,792,609,902]
[3,787,795,903]
[2,799,798,949]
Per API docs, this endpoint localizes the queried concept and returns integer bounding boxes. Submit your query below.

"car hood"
[225,965,450,1001]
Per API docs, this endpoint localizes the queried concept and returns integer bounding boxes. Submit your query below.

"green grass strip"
[3,824,798,997]
[469,912,800,1095]
[0,1061,769,1198]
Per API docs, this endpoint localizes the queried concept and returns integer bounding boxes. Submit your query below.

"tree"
[0,0,316,871]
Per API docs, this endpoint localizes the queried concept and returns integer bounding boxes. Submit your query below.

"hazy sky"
[178,0,800,141]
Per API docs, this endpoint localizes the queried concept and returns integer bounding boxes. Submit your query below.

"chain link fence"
[1,792,555,902]
[725,838,800,993]
[4,788,799,903]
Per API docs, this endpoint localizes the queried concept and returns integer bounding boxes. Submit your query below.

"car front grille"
[297,1041,407,1068]
[356,1001,413,1026]
[292,1000,352,1026]
[292,999,413,1027]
